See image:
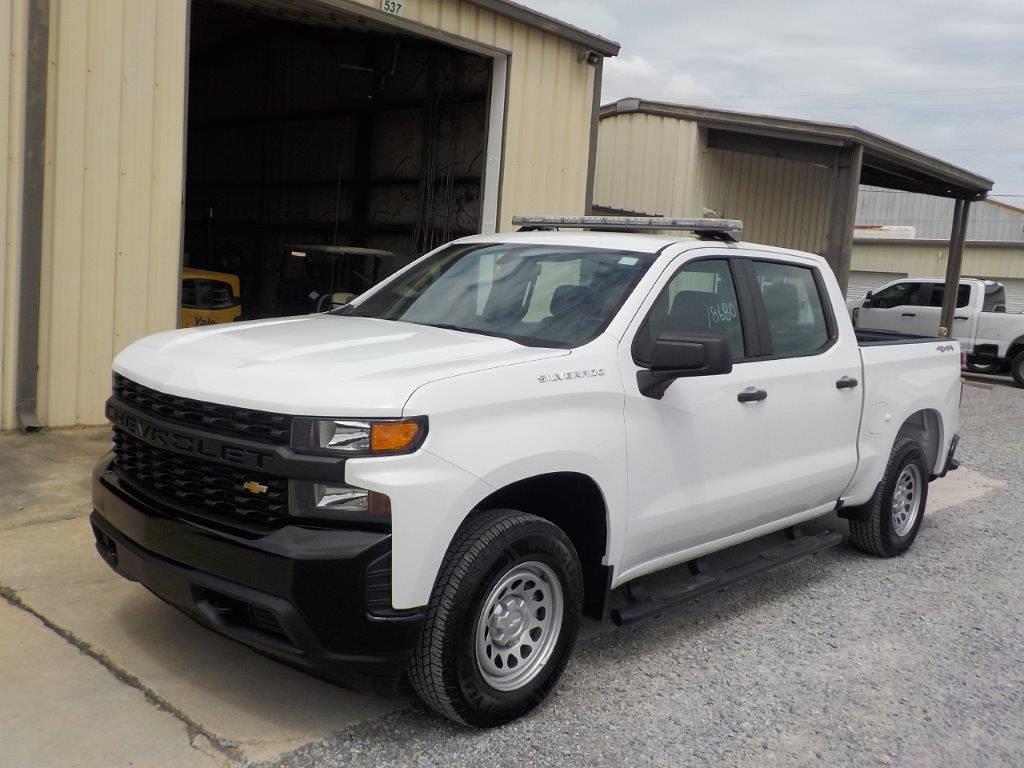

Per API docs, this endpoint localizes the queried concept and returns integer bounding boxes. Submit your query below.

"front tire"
[408,510,583,727]
[849,438,930,557]
[1012,350,1024,388]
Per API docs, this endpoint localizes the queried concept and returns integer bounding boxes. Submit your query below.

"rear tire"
[965,360,1002,375]
[848,438,929,557]
[1012,351,1024,388]
[408,509,583,727]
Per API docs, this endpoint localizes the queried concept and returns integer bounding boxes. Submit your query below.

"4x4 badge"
[243,480,268,495]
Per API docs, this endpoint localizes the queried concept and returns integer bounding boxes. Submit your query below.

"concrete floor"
[0,423,1005,767]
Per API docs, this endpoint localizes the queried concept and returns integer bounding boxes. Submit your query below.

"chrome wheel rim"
[474,561,564,692]
[891,464,922,537]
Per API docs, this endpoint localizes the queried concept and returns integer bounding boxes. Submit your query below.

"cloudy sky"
[523,0,1024,201]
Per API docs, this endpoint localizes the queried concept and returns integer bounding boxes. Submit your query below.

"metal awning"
[602,99,992,200]
[601,99,993,334]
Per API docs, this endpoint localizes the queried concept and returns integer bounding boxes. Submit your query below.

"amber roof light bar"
[512,215,743,239]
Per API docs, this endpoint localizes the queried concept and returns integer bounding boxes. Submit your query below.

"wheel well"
[474,472,610,620]
[896,409,942,475]
[1008,337,1024,361]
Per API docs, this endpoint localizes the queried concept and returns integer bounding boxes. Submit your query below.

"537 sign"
[381,0,405,16]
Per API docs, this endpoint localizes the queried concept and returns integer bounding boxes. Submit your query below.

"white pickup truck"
[849,276,1024,386]
[91,217,962,727]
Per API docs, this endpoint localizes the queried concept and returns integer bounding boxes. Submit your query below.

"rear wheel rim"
[474,561,564,692]
[891,463,922,537]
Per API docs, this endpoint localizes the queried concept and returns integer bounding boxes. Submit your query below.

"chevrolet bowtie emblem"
[243,480,269,495]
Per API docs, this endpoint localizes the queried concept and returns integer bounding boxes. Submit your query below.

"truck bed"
[855,328,949,346]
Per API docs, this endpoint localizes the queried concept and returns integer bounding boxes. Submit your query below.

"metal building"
[0,0,619,431]
[851,189,1024,311]
[595,98,993,301]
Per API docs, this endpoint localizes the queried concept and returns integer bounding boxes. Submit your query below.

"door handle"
[737,388,768,403]
[955,315,968,321]
[901,312,917,317]
[836,376,859,390]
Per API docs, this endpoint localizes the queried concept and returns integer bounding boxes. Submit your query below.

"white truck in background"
[849,277,1024,387]
[92,217,962,727]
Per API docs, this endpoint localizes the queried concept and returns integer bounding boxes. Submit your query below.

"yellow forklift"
[180,268,242,327]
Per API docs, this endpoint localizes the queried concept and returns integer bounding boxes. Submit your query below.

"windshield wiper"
[422,323,505,339]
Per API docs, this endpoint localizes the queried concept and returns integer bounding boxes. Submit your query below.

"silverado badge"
[243,480,269,495]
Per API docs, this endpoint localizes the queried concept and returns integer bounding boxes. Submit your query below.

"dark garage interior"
[183,0,493,319]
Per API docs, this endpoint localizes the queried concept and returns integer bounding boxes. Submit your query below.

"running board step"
[610,528,844,626]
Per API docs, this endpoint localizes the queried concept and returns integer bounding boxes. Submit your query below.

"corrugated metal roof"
[857,187,1024,242]
[473,0,619,55]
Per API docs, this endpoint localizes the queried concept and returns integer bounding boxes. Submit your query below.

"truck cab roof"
[452,230,827,265]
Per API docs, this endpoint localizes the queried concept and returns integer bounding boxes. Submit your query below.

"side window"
[929,284,972,309]
[634,259,746,363]
[983,284,1006,312]
[750,261,831,357]
[871,281,925,309]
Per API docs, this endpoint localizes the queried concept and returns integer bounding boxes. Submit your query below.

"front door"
[857,280,927,335]
[619,255,772,578]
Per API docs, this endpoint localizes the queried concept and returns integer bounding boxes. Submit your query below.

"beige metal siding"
[595,112,832,254]
[853,240,1024,280]
[0,0,28,431]
[702,148,832,254]
[36,0,187,427]
[594,112,702,217]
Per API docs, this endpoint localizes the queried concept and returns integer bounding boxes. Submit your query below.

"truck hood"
[114,315,569,417]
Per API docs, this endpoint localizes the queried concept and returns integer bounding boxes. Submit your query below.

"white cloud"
[520,0,1024,195]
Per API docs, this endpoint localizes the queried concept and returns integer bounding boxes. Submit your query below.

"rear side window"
[983,284,1006,312]
[928,284,971,309]
[634,259,746,363]
[750,261,830,357]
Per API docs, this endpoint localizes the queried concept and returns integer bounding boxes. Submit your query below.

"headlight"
[291,416,427,456]
[290,481,392,526]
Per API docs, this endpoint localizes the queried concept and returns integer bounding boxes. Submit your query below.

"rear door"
[741,257,863,519]
[857,280,928,334]
[919,282,976,346]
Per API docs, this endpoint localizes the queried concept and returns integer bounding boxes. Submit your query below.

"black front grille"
[112,430,289,527]
[113,374,291,445]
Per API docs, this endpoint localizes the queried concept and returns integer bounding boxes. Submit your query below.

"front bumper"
[91,454,423,693]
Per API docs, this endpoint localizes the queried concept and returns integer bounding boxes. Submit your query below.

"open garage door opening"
[182,0,498,322]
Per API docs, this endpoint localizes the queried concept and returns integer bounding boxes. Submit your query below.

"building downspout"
[584,54,604,215]
[15,0,48,432]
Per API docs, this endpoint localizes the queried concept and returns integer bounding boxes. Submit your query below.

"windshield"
[341,243,657,348]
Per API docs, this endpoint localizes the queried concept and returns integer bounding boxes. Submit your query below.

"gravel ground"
[265,379,1024,768]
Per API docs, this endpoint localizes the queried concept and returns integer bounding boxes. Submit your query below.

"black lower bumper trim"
[91,454,423,694]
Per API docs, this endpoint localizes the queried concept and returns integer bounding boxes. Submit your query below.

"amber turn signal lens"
[370,420,422,453]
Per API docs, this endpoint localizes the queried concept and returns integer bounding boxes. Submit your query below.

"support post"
[939,198,971,337]
[15,0,50,432]
[825,143,864,297]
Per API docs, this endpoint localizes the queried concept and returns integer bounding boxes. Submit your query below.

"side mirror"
[637,332,733,399]
[862,298,874,308]
[315,292,356,313]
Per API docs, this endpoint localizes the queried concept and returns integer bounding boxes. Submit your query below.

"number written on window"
[381,0,405,16]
